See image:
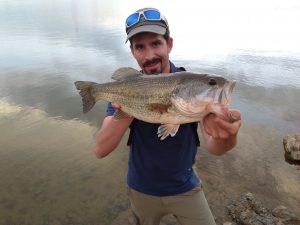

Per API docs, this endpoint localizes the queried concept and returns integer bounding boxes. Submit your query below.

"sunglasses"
[126,9,166,28]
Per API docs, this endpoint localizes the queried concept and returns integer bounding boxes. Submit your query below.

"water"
[0,0,300,224]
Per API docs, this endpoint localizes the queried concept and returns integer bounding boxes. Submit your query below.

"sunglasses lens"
[143,10,160,20]
[126,12,139,27]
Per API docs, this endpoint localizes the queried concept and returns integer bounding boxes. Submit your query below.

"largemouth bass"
[75,67,236,140]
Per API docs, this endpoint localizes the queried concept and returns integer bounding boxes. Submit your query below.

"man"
[94,7,241,225]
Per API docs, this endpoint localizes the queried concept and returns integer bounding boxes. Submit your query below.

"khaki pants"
[128,184,217,225]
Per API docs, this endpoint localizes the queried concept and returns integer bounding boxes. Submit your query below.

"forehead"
[131,32,165,44]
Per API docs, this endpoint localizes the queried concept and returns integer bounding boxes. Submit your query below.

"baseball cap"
[125,8,170,42]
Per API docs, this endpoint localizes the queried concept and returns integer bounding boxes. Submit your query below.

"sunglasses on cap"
[126,9,167,28]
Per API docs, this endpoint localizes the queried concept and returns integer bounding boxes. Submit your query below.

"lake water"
[0,0,300,224]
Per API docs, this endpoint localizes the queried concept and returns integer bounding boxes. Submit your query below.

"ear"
[130,44,134,54]
[167,37,173,54]
[130,45,139,61]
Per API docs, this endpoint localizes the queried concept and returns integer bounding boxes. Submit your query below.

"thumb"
[112,102,121,109]
[228,109,241,123]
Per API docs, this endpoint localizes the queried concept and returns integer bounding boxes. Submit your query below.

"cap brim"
[126,25,167,43]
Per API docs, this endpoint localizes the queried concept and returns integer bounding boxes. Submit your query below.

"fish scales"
[91,76,178,121]
[93,74,178,103]
[74,67,236,139]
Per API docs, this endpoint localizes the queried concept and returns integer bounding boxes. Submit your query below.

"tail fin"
[74,81,97,113]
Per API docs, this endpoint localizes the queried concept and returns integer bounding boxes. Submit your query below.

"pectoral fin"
[157,124,180,140]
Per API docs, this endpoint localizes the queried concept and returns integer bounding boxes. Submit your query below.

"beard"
[142,58,162,74]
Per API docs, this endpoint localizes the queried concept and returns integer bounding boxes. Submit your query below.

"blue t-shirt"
[106,61,200,196]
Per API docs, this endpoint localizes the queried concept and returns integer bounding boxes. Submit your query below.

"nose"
[144,48,155,61]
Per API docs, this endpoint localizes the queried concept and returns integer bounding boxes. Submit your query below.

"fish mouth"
[214,80,236,105]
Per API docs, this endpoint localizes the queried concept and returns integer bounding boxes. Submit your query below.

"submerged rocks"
[283,133,300,162]
[226,193,300,225]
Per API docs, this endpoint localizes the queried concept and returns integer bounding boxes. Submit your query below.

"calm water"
[0,0,300,224]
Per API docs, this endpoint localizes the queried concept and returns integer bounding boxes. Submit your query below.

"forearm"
[204,133,237,155]
[94,116,133,158]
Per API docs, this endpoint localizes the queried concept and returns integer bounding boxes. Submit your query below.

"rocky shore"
[283,133,300,165]
[225,192,300,225]
[111,192,300,225]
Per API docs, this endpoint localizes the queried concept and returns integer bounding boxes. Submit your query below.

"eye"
[208,78,217,86]
[152,40,161,48]
[134,44,144,51]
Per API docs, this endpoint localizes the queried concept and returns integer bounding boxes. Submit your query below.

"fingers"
[111,102,133,119]
[218,109,241,132]
[203,110,242,139]
[112,102,121,109]
[215,118,241,137]
[203,113,215,135]
[227,110,241,123]
[203,114,225,138]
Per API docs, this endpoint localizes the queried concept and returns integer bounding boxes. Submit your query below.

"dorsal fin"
[111,67,143,81]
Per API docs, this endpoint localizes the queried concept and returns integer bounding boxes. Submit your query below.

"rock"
[272,206,298,223]
[283,133,300,161]
[160,214,180,225]
[227,192,300,225]
[112,210,180,225]
[223,222,237,225]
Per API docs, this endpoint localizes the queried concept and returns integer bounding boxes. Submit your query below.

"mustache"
[143,58,161,67]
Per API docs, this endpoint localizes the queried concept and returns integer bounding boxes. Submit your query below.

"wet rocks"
[272,205,299,223]
[128,213,180,225]
[226,192,300,225]
[283,133,300,162]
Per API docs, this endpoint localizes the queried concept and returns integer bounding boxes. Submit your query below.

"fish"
[74,67,236,140]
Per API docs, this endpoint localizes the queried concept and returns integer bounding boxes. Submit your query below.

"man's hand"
[111,102,133,119]
[200,109,242,155]
[203,110,241,139]
[112,102,121,109]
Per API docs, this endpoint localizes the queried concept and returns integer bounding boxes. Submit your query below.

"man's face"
[130,32,173,75]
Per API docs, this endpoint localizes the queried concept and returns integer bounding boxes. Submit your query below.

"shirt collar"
[169,61,176,73]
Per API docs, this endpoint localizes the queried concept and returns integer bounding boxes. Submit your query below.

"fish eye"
[208,78,217,86]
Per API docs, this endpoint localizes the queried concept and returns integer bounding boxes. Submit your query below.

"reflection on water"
[0,100,130,224]
[0,0,300,224]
